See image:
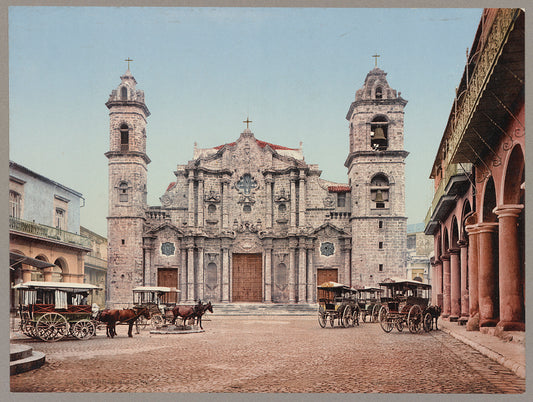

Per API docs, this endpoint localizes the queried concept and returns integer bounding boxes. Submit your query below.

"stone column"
[306,239,315,303]
[186,243,195,303]
[298,170,306,227]
[222,177,230,229]
[298,239,307,303]
[477,222,499,327]
[188,175,195,227]
[289,238,297,302]
[342,238,351,287]
[441,255,450,318]
[221,240,230,303]
[197,239,204,301]
[264,239,273,303]
[494,205,525,331]
[290,175,297,230]
[434,259,443,308]
[465,221,480,330]
[22,266,33,283]
[458,239,469,324]
[449,248,461,322]
[197,172,204,228]
[180,247,187,302]
[43,266,53,282]
[265,175,273,229]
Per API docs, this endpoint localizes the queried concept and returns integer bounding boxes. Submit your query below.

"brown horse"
[99,307,150,338]
[194,301,213,330]
[171,300,202,327]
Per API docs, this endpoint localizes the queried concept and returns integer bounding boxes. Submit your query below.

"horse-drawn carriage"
[377,279,436,334]
[317,281,361,328]
[14,281,100,342]
[357,286,383,323]
[132,286,178,331]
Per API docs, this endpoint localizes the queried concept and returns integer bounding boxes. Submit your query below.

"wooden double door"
[232,253,262,302]
[158,268,179,303]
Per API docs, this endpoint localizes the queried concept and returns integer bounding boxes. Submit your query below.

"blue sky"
[9,7,482,236]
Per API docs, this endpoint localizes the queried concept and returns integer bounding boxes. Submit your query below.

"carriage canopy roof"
[317,281,357,292]
[378,278,431,289]
[357,286,383,293]
[13,281,101,292]
[132,286,177,293]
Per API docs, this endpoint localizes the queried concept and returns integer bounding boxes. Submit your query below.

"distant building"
[105,64,409,308]
[9,161,92,309]
[406,223,432,284]
[80,226,108,308]
[424,9,524,331]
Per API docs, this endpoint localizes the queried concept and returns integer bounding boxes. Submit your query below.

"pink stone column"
[449,249,461,322]
[458,240,469,324]
[441,255,450,318]
[465,221,479,330]
[476,222,499,327]
[494,205,525,331]
[434,260,443,309]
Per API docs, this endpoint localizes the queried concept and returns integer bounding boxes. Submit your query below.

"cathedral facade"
[106,66,408,307]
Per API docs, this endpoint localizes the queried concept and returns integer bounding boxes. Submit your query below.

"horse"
[194,301,213,330]
[171,300,202,327]
[426,305,442,330]
[98,307,150,338]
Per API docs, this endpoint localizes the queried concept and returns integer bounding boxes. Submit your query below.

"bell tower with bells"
[105,59,151,308]
[345,56,409,287]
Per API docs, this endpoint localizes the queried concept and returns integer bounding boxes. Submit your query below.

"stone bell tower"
[345,62,409,287]
[105,64,151,308]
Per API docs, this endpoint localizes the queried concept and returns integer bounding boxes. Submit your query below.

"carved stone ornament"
[161,242,176,256]
[160,194,172,207]
[320,241,335,257]
[204,189,221,203]
[323,195,335,207]
[274,188,290,202]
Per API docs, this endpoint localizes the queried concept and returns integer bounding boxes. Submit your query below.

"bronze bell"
[373,127,386,141]
[375,190,384,202]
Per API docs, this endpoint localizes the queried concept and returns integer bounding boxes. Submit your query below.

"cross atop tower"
[125,58,133,70]
[243,117,252,129]
[372,54,380,68]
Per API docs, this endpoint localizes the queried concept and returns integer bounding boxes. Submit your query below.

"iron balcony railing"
[424,163,472,227]
[9,216,92,249]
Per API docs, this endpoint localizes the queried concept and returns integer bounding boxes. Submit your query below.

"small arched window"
[370,115,388,151]
[119,182,129,202]
[370,174,390,209]
[120,124,129,151]
[375,87,383,99]
[120,86,128,100]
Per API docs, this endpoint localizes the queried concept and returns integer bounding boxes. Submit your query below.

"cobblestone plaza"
[10,316,525,393]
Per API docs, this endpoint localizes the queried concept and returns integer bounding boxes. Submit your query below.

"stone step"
[10,344,46,376]
[211,303,318,316]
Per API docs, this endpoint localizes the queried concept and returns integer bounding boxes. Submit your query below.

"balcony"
[424,163,472,234]
[9,217,92,250]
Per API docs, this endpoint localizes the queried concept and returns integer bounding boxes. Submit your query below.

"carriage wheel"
[135,316,149,333]
[36,313,69,342]
[71,319,96,340]
[352,307,360,326]
[408,305,422,333]
[342,306,354,328]
[395,320,404,332]
[423,312,433,332]
[378,306,394,333]
[151,314,164,329]
[372,304,380,323]
[21,321,38,339]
